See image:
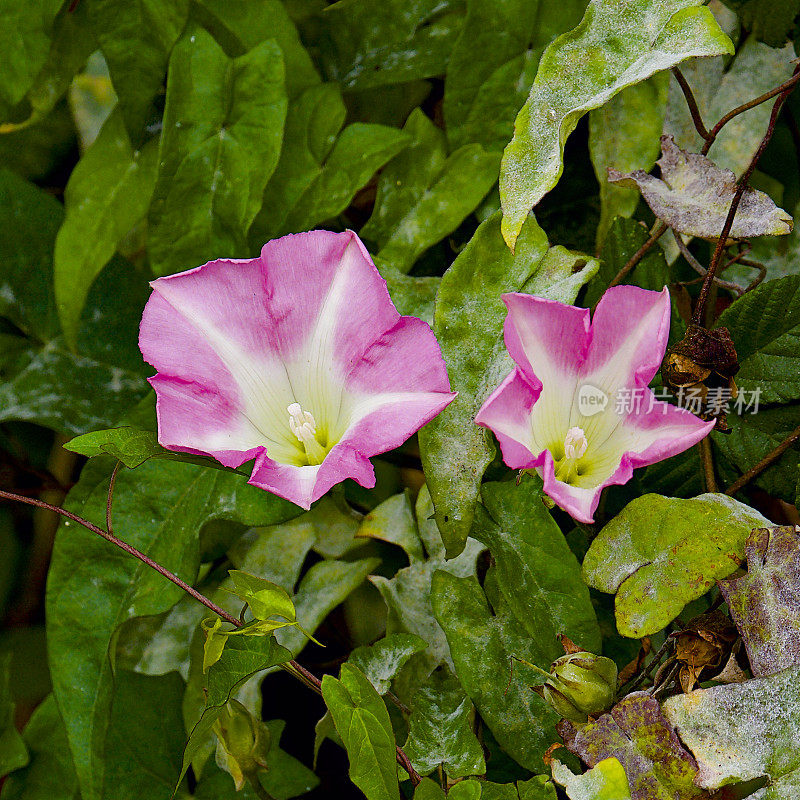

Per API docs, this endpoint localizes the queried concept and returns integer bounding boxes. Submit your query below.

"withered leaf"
[672,611,737,693]
[557,692,703,800]
[719,525,800,678]
[663,665,800,795]
[608,135,793,240]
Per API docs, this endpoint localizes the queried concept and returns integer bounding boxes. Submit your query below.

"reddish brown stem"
[725,423,800,496]
[692,65,800,326]
[0,485,422,786]
[672,67,709,139]
[604,222,668,296]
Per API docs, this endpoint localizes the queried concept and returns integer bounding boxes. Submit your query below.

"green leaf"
[149,26,287,276]
[349,634,428,696]
[473,475,600,657]
[609,135,793,240]
[378,267,439,327]
[84,0,190,136]
[418,212,598,557]
[193,720,319,800]
[403,667,485,778]
[582,493,771,638]
[444,0,588,151]
[0,695,79,800]
[589,75,668,249]
[719,0,800,47]
[278,122,410,237]
[249,77,409,242]
[248,83,346,243]
[103,670,186,798]
[54,110,159,348]
[227,571,296,623]
[663,665,800,795]
[0,653,28,779]
[551,758,631,800]
[370,486,484,688]
[719,526,800,678]
[64,426,234,471]
[178,635,293,790]
[358,492,425,563]
[192,0,319,97]
[46,458,298,800]
[716,275,800,404]
[277,556,381,657]
[584,217,671,309]
[431,571,558,772]
[361,109,499,274]
[321,664,400,800]
[713,404,800,503]
[665,36,795,176]
[0,168,61,340]
[319,0,465,91]
[5,4,96,132]
[0,254,152,436]
[559,692,701,799]
[499,0,733,249]
[0,0,64,106]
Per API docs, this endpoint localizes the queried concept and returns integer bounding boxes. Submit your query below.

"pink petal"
[502,292,591,385]
[474,368,540,468]
[248,443,375,510]
[581,285,671,391]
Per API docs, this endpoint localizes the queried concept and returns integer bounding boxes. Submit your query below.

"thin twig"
[106,461,122,536]
[617,638,674,695]
[725,423,800,496]
[0,488,243,627]
[702,70,800,156]
[699,437,718,493]
[0,485,423,786]
[735,257,768,293]
[672,67,709,139]
[604,221,668,294]
[672,230,744,296]
[692,65,800,326]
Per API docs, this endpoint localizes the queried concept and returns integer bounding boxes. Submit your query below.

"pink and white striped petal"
[139,230,455,509]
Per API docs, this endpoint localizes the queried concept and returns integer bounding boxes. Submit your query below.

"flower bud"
[534,652,617,723]
[213,699,271,790]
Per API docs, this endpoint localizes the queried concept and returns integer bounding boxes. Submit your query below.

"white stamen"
[564,426,588,461]
[288,402,317,443]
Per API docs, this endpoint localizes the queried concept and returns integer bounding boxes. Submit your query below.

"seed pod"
[213,699,271,790]
[533,652,618,723]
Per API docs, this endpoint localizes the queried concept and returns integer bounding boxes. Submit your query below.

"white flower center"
[563,426,589,461]
[554,426,589,484]
[287,403,327,465]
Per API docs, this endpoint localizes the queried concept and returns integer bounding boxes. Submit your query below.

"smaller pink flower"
[139,230,455,509]
[475,286,714,523]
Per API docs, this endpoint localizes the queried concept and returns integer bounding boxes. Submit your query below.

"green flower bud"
[213,699,271,790]
[533,652,618,723]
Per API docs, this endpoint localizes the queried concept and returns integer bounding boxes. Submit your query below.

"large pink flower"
[475,285,714,523]
[139,230,455,509]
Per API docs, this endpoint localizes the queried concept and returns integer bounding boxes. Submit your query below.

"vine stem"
[692,64,800,326]
[604,221,667,295]
[724,423,800,496]
[0,483,422,786]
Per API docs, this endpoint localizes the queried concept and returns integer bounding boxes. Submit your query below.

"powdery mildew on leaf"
[557,692,703,800]
[608,135,793,239]
[499,0,733,249]
[663,665,800,796]
[719,526,800,678]
[582,493,771,637]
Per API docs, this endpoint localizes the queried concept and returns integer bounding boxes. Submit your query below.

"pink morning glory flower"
[139,230,455,509]
[475,285,714,523]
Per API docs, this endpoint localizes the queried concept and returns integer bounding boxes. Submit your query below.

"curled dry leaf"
[671,610,737,693]
[608,135,793,240]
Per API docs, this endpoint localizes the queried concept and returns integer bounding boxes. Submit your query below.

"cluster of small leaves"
[2,1,800,800]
